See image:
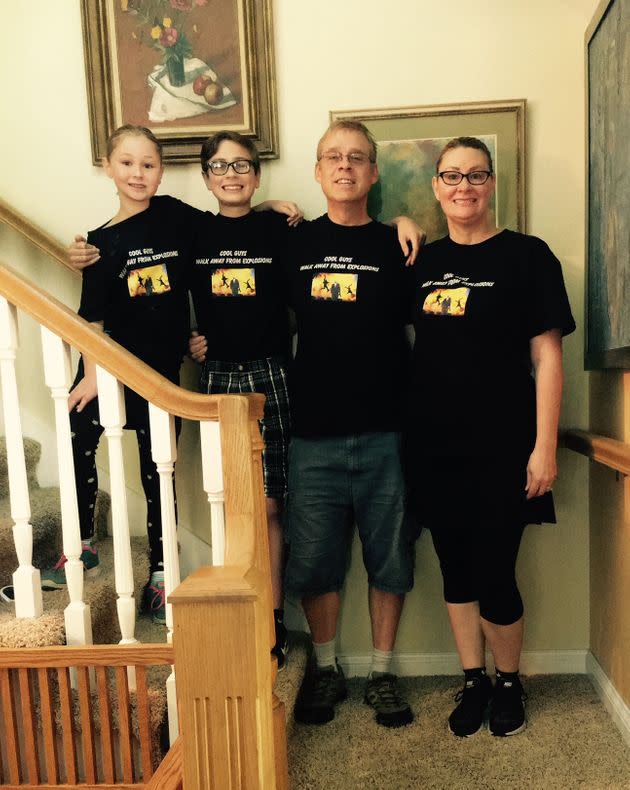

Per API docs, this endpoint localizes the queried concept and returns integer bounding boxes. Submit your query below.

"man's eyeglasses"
[318,152,375,166]
[206,159,254,176]
[438,170,493,186]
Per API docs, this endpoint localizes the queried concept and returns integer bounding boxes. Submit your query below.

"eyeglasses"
[438,170,493,186]
[206,159,254,176]
[318,151,375,166]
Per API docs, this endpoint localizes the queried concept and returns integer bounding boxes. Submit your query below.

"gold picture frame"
[81,0,278,164]
[331,100,526,243]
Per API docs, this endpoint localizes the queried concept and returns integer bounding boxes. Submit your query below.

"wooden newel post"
[170,565,277,789]
[169,394,286,789]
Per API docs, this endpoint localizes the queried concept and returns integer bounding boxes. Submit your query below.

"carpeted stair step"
[0,436,111,585]
[0,535,151,647]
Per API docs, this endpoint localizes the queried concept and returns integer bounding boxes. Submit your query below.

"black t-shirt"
[287,215,414,437]
[409,229,576,456]
[190,210,290,361]
[79,195,202,377]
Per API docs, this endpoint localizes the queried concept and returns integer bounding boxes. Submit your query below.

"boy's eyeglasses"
[206,159,254,175]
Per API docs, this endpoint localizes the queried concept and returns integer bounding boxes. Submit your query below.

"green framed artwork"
[331,100,526,243]
[585,0,630,369]
[81,0,279,164]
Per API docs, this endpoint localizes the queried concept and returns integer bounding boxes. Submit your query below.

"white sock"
[313,638,337,670]
[369,647,393,677]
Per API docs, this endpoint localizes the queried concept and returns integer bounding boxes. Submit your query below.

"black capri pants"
[408,455,555,626]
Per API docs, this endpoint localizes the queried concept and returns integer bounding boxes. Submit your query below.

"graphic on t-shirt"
[311,273,358,302]
[423,287,470,316]
[127,265,171,298]
[211,268,256,298]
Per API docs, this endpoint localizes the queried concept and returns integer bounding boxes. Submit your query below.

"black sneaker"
[272,618,288,671]
[448,674,493,737]
[364,673,414,728]
[489,675,527,736]
[294,660,347,725]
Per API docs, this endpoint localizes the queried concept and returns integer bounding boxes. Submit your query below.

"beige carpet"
[288,674,630,789]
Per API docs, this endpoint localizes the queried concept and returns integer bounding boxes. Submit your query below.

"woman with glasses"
[405,137,575,737]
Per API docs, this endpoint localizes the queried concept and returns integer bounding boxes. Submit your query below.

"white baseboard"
[586,652,630,749]
[337,649,589,678]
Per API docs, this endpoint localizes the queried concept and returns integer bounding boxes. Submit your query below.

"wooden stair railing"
[0,218,285,787]
[563,428,630,477]
[0,643,173,787]
[0,197,74,273]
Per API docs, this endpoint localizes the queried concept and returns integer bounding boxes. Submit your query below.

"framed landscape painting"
[331,100,526,244]
[81,0,278,163]
[585,0,630,369]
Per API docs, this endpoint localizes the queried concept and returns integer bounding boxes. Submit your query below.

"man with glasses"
[286,120,416,728]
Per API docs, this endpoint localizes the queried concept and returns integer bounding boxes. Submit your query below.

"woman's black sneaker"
[449,674,493,737]
[489,675,527,736]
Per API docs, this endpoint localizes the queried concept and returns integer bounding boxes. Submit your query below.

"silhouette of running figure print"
[433,293,442,305]
[346,284,354,296]
[136,273,145,288]
[321,276,330,292]
[245,279,254,292]
[157,275,167,288]
[221,273,229,287]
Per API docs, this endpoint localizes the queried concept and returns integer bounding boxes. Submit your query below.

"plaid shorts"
[200,356,290,499]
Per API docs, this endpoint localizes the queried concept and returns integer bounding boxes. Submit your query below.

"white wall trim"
[338,649,589,678]
[587,653,630,750]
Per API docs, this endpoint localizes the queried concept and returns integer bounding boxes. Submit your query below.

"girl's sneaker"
[41,545,100,590]
[143,574,166,625]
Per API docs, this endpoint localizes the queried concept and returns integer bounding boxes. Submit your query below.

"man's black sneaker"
[364,672,414,728]
[294,660,347,724]
[489,675,527,736]
[448,674,493,737]
[272,618,289,670]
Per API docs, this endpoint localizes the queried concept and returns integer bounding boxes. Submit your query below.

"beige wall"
[0,0,601,656]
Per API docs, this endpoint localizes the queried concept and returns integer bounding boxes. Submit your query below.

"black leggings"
[70,393,178,574]
[429,521,525,625]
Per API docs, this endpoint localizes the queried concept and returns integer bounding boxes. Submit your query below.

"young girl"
[42,125,200,623]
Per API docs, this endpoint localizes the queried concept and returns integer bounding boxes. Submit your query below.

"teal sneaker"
[143,575,166,625]
[41,545,100,590]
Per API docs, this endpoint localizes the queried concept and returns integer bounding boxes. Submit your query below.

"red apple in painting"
[193,75,213,95]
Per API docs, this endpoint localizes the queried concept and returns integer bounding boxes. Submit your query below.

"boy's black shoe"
[294,659,347,725]
[272,617,288,670]
[364,672,414,728]
[489,674,527,736]
[448,674,493,737]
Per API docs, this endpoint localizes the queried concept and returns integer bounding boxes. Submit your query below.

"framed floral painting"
[331,100,526,244]
[81,0,278,163]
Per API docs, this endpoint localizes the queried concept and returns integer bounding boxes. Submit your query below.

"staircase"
[0,436,150,648]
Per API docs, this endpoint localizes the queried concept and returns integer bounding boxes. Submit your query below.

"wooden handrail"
[563,428,630,476]
[0,261,264,422]
[0,643,174,667]
[0,197,72,272]
[144,737,183,790]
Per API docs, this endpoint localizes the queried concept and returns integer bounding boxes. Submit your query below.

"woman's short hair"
[436,136,494,174]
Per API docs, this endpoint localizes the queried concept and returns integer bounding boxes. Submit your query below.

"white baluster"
[148,403,179,743]
[41,328,93,646]
[200,421,225,565]
[95,366,138,674]
[0,298,43,617]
